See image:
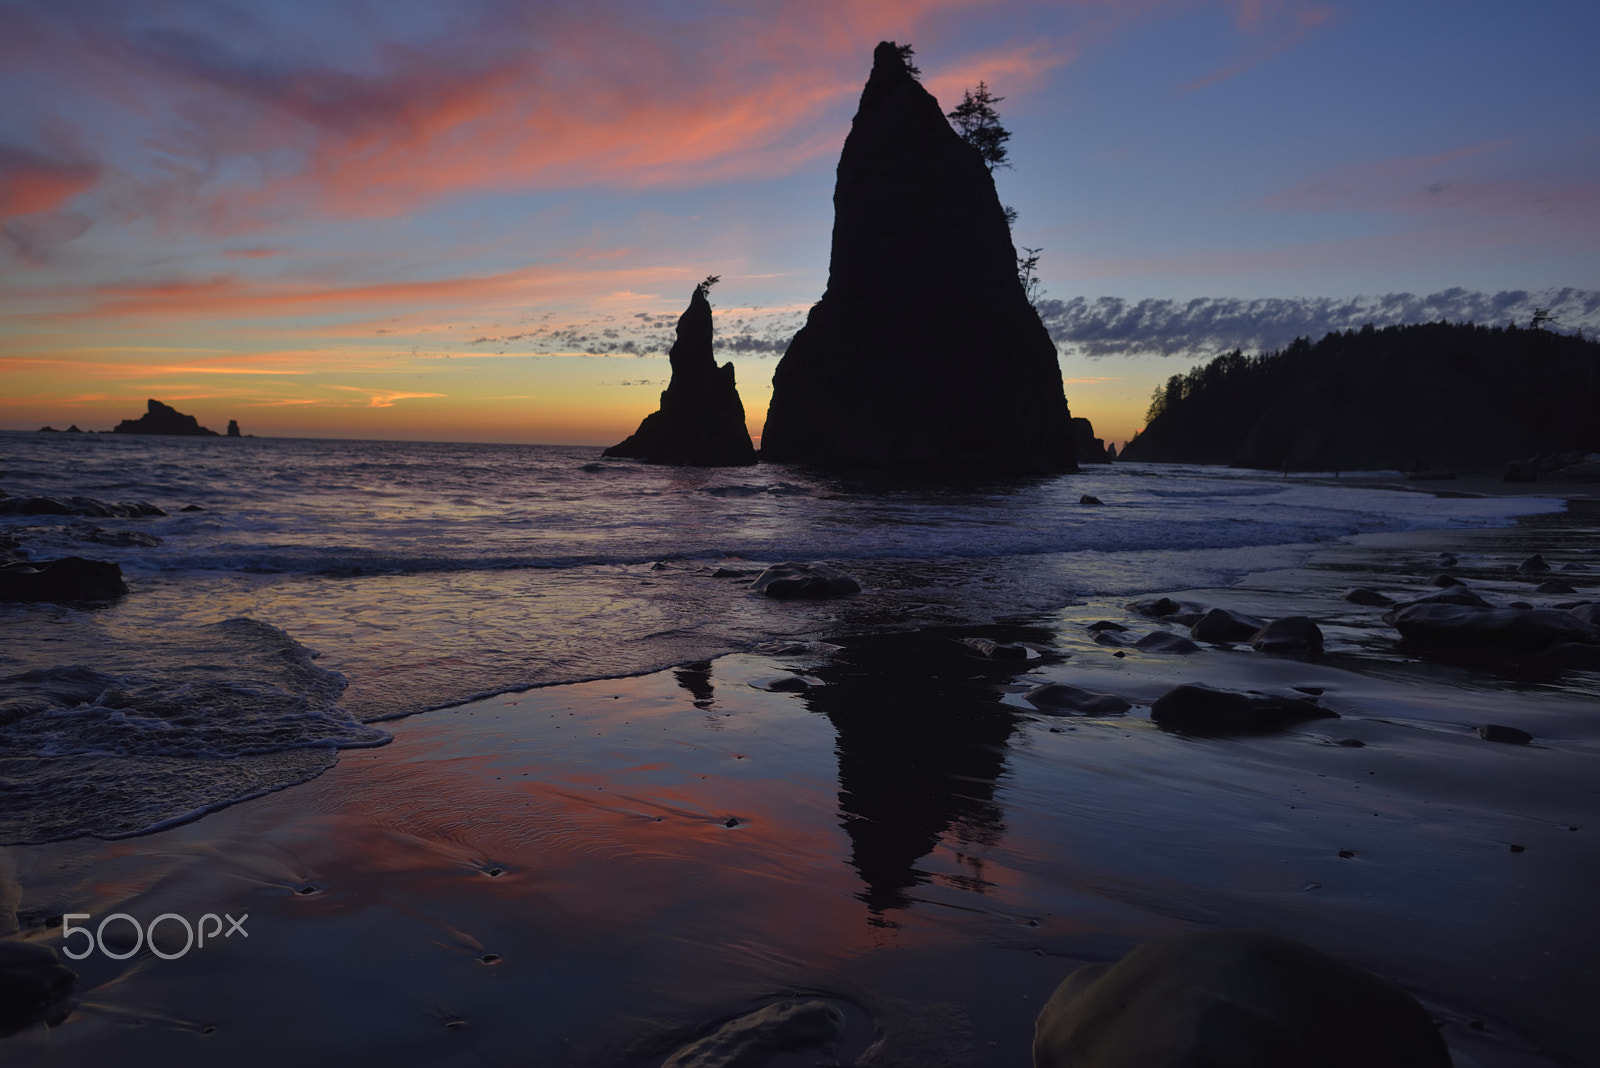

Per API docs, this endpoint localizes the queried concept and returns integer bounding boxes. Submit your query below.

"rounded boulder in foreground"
[1251,616,1324,656]
[749,562,861,599]
[1151,683,1334,734]
[1032,931,1451,1068]
[1025,682,1131,716]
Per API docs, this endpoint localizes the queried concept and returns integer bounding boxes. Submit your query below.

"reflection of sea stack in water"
[603,281,757,467]
[113,399,219,436]
[760,42,1076,474]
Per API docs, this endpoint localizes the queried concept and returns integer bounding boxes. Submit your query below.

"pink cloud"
[329,386,447,408]
[7,0,1139,234]
[0,143,99,218]
[1258,139,1600,224]
[1183,1,1333,92]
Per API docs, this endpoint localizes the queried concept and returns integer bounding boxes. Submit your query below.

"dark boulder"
[1343,587,1394,607]
[1190,607,1267,644]
[1430,573,1463,587]
[603,283,757,466]
[758,43,1076,474]
[1078,494,1103,505]
[956,637,1030,660]
[1517,553,1550,573]
[0,557,129,602]
[113,399,218,436]
[1127,596,1181,618]
[1568,602,1600,626]
[1479,724,1533,744]
[1025,682,1130,715]
[1150,683,1334,734]
[1105,442,1117,461]
[749,562,860,599]
[1387,603,1600,651]
[1250,616,1324,655]
[0,941,77,1037]
[227,419,241,437]
[1126,597,1206,625]
[1535,579,1576,594]
[1032,931,1451,1068]
[1132,630,1202,654]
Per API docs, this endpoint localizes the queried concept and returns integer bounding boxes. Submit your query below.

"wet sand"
[3,505,1597,1067]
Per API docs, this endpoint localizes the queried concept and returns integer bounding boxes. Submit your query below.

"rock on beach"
[748,562,861,599]
[1190,608,1267,644]
[1150,683,1334,734]
[0,556,128,602]
[1032,931,1451,1068]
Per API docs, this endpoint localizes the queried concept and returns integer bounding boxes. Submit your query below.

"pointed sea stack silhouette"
[603,280,757,467]
[113,399,219,436]
[760,42,1076,474]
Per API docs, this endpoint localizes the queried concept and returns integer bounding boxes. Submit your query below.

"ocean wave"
[0,617,388,844]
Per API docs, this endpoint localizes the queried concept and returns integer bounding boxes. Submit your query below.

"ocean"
[0,430,1560,846]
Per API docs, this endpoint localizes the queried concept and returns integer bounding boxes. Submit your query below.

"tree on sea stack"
[759,42,1077,474]
[947,81,1010,171]
[602,278,756,467]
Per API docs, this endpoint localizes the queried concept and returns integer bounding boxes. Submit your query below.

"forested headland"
[1119,321,1600,473]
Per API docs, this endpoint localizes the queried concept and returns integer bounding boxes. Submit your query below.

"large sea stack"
[760,42,1076,474]
[113,399,219,436]
[603,282,757,467]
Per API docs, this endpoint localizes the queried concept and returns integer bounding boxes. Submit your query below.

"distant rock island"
[1121,322,1600,473]
[113,399,223,436]
[1072,418,1110,464]
[603,280,757,467]
[760,42,1077,474]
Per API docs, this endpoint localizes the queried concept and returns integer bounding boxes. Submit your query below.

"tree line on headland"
[1121,321,1600,474]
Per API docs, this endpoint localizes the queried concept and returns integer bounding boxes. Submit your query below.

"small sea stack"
[227,419,241,437]
[760,42,1076,474]
[113,399,219,436]
[1072,418,1110,463]
[603,279,757,467]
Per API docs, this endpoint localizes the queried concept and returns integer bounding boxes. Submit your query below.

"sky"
[2,0,1597,448]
